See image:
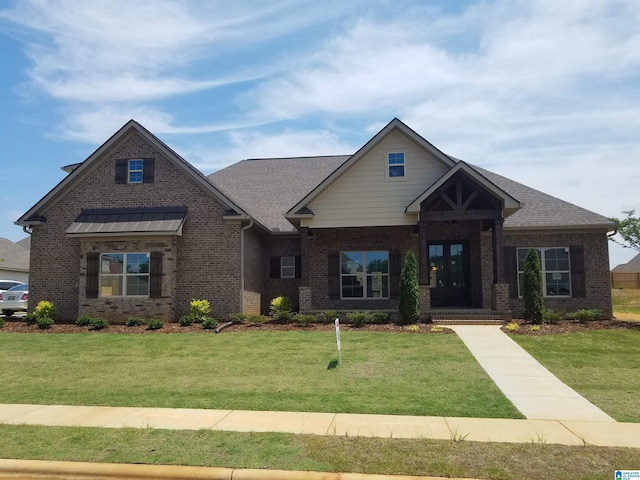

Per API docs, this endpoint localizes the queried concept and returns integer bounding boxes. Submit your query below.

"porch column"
[300,227,309,286]
[492,219,505,283]
[418,222,429,285]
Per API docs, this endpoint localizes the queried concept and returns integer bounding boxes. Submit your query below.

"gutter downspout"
[240,220,254,314]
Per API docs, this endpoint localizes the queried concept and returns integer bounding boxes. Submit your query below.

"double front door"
[428,242,470,307]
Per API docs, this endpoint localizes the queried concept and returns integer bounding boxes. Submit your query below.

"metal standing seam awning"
[66,206,188,237]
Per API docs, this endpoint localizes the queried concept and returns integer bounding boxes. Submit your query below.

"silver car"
[1,283,28,316]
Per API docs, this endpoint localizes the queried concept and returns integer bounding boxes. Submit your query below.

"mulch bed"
[2,317,638,336]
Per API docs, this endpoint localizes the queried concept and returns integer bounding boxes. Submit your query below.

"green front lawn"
[612,288,640,315]
[512,329,640,422]
[0,331,522,419]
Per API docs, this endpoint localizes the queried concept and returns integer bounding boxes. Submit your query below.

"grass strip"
[0,331,521,418]
[612,288,640,315]
[0,424,638,480]
[513,329,640,422]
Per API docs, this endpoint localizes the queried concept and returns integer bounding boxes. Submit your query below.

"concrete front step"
[427,309,509,324]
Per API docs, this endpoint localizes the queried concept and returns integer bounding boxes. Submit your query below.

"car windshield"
[7,284,27,291]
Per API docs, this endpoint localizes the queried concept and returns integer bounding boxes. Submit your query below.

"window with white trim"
[517,247,571,297]
[128,159,144,183]
[341,251,389,299]
[387,152,405,179]
[100,252,150,297]
[280,256,295,279]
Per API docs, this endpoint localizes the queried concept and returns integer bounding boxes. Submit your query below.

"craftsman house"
[16,119,614,322]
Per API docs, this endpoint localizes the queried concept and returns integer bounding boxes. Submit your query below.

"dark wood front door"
[428,242,470,307]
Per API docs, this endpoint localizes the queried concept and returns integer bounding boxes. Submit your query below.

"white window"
[387,152,405,179]
[517,247,571,297]
[100,252,150,297]
[128,159,143,184]
[341,251,389,299]
[281,256,295,279]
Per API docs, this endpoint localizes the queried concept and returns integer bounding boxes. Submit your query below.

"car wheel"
[2,310,14,317]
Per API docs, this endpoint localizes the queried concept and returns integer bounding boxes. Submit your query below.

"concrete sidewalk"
[1,403,639,448]
[446,325,615,422]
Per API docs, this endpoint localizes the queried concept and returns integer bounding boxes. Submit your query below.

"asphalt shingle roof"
[209,156,349,232]
[0,237,29,272]
[208,155,614,233]
[612,252,640,272]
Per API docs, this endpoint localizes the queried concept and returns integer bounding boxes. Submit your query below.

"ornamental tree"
[523,248,544,324]
[398,250,419,325]
[609,210,640,252]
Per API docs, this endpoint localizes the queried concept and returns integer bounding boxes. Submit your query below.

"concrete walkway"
[446,325,615,422]
[1,403,639,448]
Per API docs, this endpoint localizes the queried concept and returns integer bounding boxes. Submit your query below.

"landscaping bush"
[505,321,519,332]
[347,311,369,328]
[322,310,339,323]
[126,317,146,327]
[178,315,194,327]
[190,299,212,323]
[247,314,268,323]
[398,250,419,325]
[0,317,5,329]
[523,248,544,324]
[270,296,292,315]
[36,316,54,329]
[89,317,109,330]
[230,313,248,323]
[570,309,604,323]
[76,314,93,326]
[294,313,315,326]
[146,319,164,330]
[201,317,218,329]
[542,308,562,324]
[272,310,294,324]
[24,313,37,325]
[371,311,391,324]
[35,300,57,320]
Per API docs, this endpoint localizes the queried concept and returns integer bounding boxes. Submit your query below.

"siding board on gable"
[302,130,449,228]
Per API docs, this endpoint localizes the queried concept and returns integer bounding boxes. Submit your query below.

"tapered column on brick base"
[299,286,312,313]
[419,284,431,321]
[491,283,511,320]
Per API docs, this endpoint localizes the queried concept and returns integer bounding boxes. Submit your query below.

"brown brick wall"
[29,130,243,322]
[242,226,265,315]
[504,231,612,318]
[308,226,418,311]
[263,236,301,313]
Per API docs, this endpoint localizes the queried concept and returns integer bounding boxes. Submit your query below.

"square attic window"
[387,152,405,178]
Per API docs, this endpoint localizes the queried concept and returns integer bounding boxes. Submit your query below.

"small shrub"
[295,313,315,326]
[24,313,37,325]
[35,300,57,320]
[430,326,443,333]
[0,317,5,329]
[323,310,339,323]
[178,315,194,327]
[347,311,369,328]
[542,308,562,324]
[76,314,93,326]
[126,317,146,327]
[230,313,248,323]
[505,321,519,332]
[146,319,164,330]
[270,296,292,315]
[272,310,294,324]
[371,311,391,324]
[36,316,54,329]
[247,314,268,323]
[405,324,420,332]
[530,325,540,331]
[571,309,604,323]
[201,317,218,329]
[89,317,109,330]
[190,299,212,322]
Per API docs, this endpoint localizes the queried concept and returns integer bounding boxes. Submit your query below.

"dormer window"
[387,152,405,179]
[129,159,144,183]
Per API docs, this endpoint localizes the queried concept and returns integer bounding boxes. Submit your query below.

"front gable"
[288,119,455,229]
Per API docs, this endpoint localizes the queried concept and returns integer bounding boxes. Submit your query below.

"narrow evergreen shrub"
[398,250,419,325]
[523,248,544,324]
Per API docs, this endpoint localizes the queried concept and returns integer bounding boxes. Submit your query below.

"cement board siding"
[29,130,243,321]
[303,130,448,228]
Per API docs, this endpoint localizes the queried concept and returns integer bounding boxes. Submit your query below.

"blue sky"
[0,0,638,268]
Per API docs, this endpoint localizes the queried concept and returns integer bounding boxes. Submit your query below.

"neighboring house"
[612,253,640,273]
[0,237,29,284]
[16,119,615,322]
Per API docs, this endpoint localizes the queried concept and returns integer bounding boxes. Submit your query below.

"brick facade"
[262,236,301,313]
[29,131,245,322]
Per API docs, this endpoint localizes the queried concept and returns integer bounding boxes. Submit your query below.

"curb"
[0,459,478,480]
